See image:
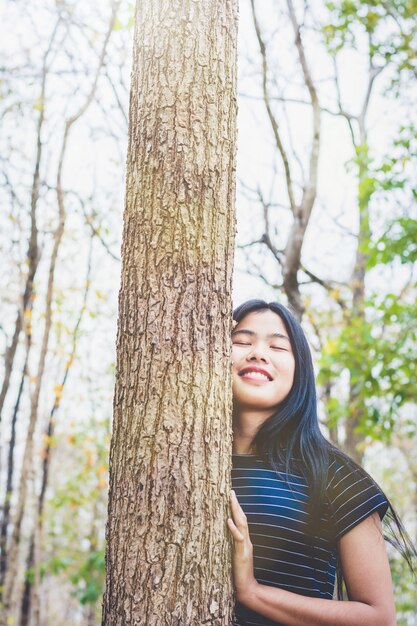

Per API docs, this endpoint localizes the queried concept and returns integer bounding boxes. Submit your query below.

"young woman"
[227,299,415,626]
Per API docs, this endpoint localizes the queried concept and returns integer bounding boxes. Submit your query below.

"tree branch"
[251,0,297,212]
[286,0,320,218]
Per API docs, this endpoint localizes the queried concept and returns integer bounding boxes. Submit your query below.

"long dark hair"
[233,299,416,597]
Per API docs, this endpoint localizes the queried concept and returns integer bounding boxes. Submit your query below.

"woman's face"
[231,309,295,414]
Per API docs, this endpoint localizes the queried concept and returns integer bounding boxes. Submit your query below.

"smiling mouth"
[239,369,272,382]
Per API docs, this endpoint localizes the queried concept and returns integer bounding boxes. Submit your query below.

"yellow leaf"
[97,464,107,476]
[53,384,64,402]
[85,449,95,467]
[33,97,44,112]
[324,339,338,356]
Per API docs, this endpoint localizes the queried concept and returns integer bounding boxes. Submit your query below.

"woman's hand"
[227,490,258,602]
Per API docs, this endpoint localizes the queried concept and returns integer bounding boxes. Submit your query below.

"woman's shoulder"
[324,448,389,541]
[326,448,360,485]
[325,447,381,490]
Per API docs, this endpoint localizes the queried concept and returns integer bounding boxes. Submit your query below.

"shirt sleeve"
[326,456,389,542]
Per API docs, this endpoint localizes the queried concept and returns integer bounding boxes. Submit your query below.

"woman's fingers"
[229,490,253,552]
[230,491,248,528]
[228,490,256,600]
[227,517,244,542]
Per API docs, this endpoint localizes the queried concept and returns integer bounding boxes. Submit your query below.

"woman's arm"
[228,490,396,626]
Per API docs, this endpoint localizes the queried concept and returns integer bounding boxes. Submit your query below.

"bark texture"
[102,1,238,625]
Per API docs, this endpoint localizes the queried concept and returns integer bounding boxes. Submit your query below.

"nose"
[246,344,269,363]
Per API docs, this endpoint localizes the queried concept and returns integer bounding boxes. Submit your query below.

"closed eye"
[233,342,288,352]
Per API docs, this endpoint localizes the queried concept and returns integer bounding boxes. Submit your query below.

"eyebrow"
[231,329,290,342]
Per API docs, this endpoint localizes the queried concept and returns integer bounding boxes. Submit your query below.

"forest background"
[0,0,416,624]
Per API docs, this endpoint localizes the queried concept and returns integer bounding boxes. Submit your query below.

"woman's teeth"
[243,371,270,381]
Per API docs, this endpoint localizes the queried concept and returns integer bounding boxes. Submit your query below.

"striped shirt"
[232,453,388,626]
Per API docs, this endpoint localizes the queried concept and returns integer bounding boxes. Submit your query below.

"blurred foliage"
[318,152,416,440]
[38,418,110,617]
[318,158,416,439]
[390,554,417,625]
[369,218,417,265]
[70,550,106,606]
[323,0,417,79]
[319,293,417,440]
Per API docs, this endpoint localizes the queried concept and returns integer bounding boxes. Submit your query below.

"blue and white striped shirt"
[232,453,388,626]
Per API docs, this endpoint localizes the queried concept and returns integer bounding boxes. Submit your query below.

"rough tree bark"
[102,1,238,625]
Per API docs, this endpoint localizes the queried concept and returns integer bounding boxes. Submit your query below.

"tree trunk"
[102,1,238,625]
[344,143,371,465]
[19,246,92,626]
[1,192,65,626]
[19,413,53,626]
[19,536,35,626]
[0,353,29,589]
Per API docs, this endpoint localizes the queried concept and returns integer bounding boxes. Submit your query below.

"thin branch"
[105,68,128,127]
[236,239,263,250]
[358,65,384,136]
[239,90,357,121]
[300,264,347,309]
[286,0,320,217]
[238,178,288,211]
[332,55,357,146]
[251,0,297,212]
[69,190,121,262]
[236,259,283,292]
[280,95,306,184]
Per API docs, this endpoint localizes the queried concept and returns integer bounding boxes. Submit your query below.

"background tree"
[0,1,128,623]
[101,0,238,625]
[236,0,416,460]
